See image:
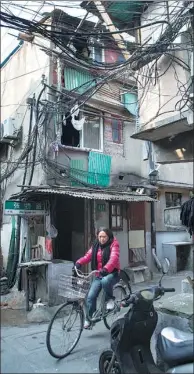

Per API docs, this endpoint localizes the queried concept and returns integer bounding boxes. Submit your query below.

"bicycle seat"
[158,327,194,368]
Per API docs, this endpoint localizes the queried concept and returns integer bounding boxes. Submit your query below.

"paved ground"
[1,271,193,373]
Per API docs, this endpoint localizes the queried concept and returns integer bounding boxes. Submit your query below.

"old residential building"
[82,1,194,272]
[131,1,194,267]
[1,9,156,288]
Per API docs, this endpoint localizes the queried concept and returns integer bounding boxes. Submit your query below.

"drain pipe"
[150,196,156,250]
[148,141,158,278]
[152,248,162,271]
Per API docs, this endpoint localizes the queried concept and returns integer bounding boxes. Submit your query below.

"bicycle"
[46,267,129,359]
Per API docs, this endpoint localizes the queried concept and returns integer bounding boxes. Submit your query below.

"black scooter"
[99,258,193,374]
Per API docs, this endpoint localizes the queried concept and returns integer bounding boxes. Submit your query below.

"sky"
[1,0,134,62]
[1,1,90,61]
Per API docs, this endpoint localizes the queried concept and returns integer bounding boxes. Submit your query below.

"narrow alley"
[1,271,193,373]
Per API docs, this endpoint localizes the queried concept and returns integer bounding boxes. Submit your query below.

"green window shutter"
[88,152,112,187]
[121,92,138,116]
[64,67,95,93]
[70,159,87,186]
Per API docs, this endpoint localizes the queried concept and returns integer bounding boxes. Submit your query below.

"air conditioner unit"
[1,117,17,139]
[186,109,194,125]
[189,92,194,100]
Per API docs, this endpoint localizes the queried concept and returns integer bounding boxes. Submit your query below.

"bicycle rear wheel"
[46,301,84,359]
[103,284,126,330]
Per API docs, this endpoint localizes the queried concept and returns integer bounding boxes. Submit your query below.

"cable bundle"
[180,197,194,236]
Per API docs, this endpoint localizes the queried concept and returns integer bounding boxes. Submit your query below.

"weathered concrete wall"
[153,187,191,261]
[139,2,190,128]
[1,40,50,266]
[155,188,190,232]
[141,148,193,187]
[153,129,194,163]
[105,120,143,178]
[156,232,192,264]
[158,164,193,186]
[162,243,193,274]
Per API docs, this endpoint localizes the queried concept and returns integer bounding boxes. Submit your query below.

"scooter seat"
[158,327,194,368]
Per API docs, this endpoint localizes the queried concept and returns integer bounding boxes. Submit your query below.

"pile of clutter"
[0,286,26,309]
[0,276,9,296]
[0,246,9,296]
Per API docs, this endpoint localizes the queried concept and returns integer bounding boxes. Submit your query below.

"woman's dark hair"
[97,227,114,240]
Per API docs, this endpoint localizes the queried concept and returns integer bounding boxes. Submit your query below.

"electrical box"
[1,117,17,139]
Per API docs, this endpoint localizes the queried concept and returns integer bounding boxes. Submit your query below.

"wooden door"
[128,202,146,267]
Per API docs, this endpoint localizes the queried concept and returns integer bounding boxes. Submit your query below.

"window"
[61,111,103,151]
[110,203,123,230]
[81,112,103,150]
[92,45,104,64]
[0,143,8,162]
[165,192,182,208]
[112,118,122,143]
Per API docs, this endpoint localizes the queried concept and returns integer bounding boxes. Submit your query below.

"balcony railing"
[55,149,112,187]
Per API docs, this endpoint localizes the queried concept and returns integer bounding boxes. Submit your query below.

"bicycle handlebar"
[163,287,175,292]
[74,266,98,279]
[122,286,176,306]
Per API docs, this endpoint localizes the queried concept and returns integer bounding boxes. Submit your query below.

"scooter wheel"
[99,350,122,374]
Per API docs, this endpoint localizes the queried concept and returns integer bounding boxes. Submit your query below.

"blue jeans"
[86,272,119,318]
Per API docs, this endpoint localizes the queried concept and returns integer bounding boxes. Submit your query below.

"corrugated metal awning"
[12,186,157,202]
[157,181,193,190]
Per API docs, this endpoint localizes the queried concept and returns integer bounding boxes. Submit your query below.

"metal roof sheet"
[19,187,157,202]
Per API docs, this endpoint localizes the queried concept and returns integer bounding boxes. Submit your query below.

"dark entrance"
[53,195,85,262]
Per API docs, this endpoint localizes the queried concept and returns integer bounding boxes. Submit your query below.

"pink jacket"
[77,238,120,273]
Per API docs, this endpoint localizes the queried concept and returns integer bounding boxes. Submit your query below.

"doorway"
[128,202,146,267]
[53,195,85,262]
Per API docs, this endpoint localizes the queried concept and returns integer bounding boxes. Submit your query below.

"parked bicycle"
[46,267,129,359]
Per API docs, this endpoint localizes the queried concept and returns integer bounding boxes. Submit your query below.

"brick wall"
[103,114,142,177]
[103,115,124,158]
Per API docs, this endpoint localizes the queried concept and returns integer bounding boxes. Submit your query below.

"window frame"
[165,192,182,208]
[110,202,123,231]
[61,110,104,152]
[111,118,122,144]
[80,112,104,152]
[92,45,105,64]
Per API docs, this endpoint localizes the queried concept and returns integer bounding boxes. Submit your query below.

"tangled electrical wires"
[1,1,193,119]
[1,1,194,190]
[180,197,194,236]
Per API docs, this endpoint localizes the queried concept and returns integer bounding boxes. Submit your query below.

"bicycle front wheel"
[46,301,84,359]
[103,284,126,330]
[99,350,121,374]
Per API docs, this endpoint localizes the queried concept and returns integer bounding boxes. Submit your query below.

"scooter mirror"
[161,258,170,274]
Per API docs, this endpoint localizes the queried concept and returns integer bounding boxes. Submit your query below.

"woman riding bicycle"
[74,227,120,329]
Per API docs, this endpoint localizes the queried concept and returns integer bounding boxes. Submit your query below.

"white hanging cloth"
[71,104,85,131]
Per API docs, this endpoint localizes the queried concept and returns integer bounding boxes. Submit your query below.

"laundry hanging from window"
[61,110,102,150]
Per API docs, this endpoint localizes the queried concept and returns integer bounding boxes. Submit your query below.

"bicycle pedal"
[86,323,94,330]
